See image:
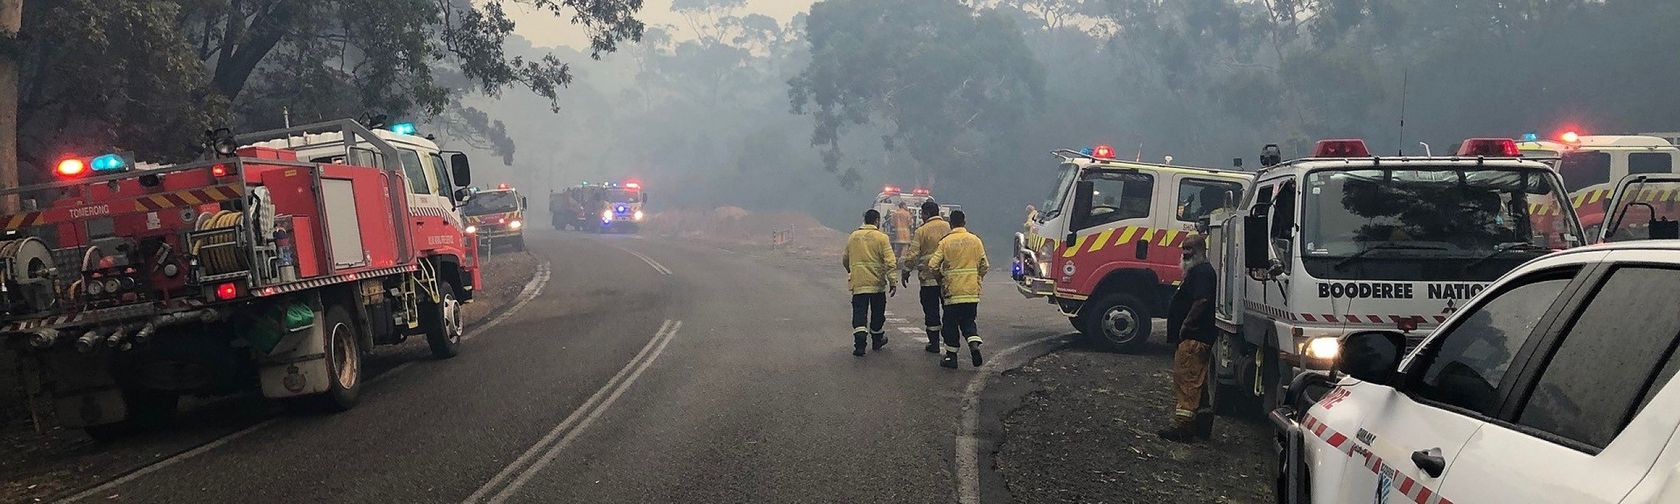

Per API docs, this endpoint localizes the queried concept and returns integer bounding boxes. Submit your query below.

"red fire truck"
[0,120,478,439]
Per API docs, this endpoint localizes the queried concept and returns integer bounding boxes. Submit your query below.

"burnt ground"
[0,251,539,503]
[989,338,1276,504]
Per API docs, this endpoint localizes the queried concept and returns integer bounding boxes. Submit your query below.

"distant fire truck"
[0,120,478,439]
[463,184,528,251]
[1013,144,1252,352]
[551,181,645,233]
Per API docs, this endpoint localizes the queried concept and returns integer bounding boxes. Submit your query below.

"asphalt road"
[48,229,1073,503]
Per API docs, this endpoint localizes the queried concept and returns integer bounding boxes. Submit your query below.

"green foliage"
[789,0,1044,188]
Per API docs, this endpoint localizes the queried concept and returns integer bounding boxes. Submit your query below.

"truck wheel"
[83,389,179,442]
[1080,292,1151,353]
[423,280,463,359]
[511,236,526,252]
[1258,345,1283,417]
[1211,333,1246,416]
[316,305,363,411]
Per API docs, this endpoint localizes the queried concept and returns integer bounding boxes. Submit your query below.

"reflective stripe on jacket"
[843,224,897,294]
[905,216,951,286]
[928,227,987,304]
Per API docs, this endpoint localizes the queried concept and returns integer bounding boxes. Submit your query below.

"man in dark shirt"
[1160,234,1218,442]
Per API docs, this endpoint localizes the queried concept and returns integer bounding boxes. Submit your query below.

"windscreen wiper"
[1464,242,1549,272]
[1333,243,1448,271]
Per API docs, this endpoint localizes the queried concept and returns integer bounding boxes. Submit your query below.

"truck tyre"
[1211,332,1246,416]
[423,279,463,359]
[316,304,363,411]
[1258,343,1283,417]
[511,235,526,252]
[83,389,179,442]
[1080,292,1151,353]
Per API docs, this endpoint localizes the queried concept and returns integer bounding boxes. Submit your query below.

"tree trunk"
[211,1,297,102]
[0,0,20,213]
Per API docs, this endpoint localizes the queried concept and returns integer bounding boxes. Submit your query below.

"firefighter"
[1160,234,1217,442]
[927,210,987,369]
[901,200,951,353]
[891,202,914,258]
[843,209,898,356]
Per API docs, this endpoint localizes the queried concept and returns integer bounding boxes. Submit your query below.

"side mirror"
[449,152,471,187]
[1070,180,1095,231]
[1654,218,1680,239]
[642,193,649,204]
[1244,214,1271,270]
[521,196,529,209]
[1335,331,1406,385]
[454,187,472,202]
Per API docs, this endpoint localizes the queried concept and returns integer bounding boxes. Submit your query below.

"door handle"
[1411,447,1445,478]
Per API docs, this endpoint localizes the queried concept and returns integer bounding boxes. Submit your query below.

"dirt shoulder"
[0,252,541,503]
[990,342,1275,504]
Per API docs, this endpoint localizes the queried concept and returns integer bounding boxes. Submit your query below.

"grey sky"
[507,0,816,49]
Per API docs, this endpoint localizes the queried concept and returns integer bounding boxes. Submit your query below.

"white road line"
[896,327,924,334]
[59,418,281,503]
[57,263,553,504]
[955,334,1074,504]
[465,320,683,504]
[886,317,908,323]
[612,245,672,276]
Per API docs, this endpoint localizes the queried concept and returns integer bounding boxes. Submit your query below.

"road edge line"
[956,333,1076,504]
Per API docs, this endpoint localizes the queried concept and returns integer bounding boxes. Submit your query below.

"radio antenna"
[1397,69,1409,156]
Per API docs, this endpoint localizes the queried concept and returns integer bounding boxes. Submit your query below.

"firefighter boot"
[925,330,940,353]
[1193,411,1215,441]
[871,331,888,351]
[1157,417,1197,443]
[853,332,867,357]
[969,340,984,367]
[940,352,959,369]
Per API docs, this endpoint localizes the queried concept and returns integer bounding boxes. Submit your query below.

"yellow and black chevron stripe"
[1062,226,1190,258]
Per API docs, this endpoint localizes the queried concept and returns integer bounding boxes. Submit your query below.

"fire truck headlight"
[1306,337,1341,360]
[633,210,644,222]
[508,220,523,230]
[601,210,613,223]
[465,225,478,234]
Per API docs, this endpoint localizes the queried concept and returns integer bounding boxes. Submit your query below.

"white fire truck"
[1517,132,1680,240]
[1207,138,1586,414]
[0,119,478,439]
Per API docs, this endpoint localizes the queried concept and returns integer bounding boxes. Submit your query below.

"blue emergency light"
[390,122,417,135]
[90,154,129,173]
[1520,132,1539,142]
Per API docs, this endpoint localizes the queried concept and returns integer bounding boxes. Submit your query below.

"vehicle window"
[428,153,451,197]
[1409,272,1575,416]
[1080,171,1153,229]
[1270,181,1296,254]
[1518,267,1680,449]
[1559,151,1611,189]
[397,149,432,196]
[1040,163,1080,220]
[1177,179,1244,223]
[1629,153,1673,176]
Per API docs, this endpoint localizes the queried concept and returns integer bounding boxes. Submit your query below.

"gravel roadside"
[991,340,1276,504]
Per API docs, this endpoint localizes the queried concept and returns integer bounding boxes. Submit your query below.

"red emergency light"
[912,188,929,195]
[211,163,232,177]
[497,183,510,190]
[55,158,87,177]
[883,185,900,194]
[1091,144,1116,159]
[215,282,239,301]
[625,182,640,189]
[1312,139,1371,158]
[1456,138,1521,157]
[1560,131,1581,144]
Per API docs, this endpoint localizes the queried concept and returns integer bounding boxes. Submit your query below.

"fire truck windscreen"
[1037,163,1080,220]
[465,191,520,215]
[1301,167,1580,281]
[607,189,641,203]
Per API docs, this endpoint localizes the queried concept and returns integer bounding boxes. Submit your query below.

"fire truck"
[463,184,528,251]
[1207,138,1585,415]
[873,186,936,243]
[551,181,645,233]
[1012,144,1252,352]
[1517,132,1680,240]
[0,119,478,439]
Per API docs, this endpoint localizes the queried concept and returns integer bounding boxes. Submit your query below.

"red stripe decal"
[1366,315,1382,323]
[1416,487,1433,504]
[1399,476,1415,496]
[1302,314,1317,322]
[1326,432,1347,448]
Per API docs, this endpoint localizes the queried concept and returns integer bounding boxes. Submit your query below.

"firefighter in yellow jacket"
[843,209,897,356]
[927,210,987,369]
[901,201,951,353]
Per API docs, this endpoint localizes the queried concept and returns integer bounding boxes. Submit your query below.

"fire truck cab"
[1518,132,1680,240]
[1013,145,1252,352]
[463,184,529,251]
[1209,138,1585,415]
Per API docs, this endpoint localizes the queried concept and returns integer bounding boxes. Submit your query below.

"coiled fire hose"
[192,210,246,274]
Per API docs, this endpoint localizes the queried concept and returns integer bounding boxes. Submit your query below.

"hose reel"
[0,237,57,315]
[192,210,248,276]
